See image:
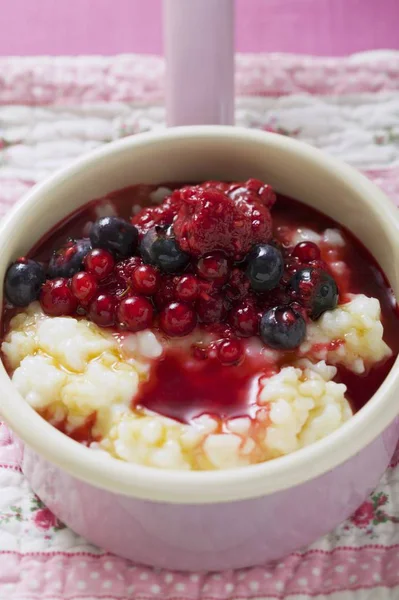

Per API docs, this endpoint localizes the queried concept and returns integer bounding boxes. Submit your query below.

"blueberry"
[5,259,45,307]
[290,267,338,320]
[260,305,306,350]
[90,217,138,257]
[141,227,190,274]
[246,244,283,291]
[48,238,91,278]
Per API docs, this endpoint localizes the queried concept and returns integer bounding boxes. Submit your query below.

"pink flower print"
[351,501,374,528]
[376,493,388,507]
[33,507,58,530]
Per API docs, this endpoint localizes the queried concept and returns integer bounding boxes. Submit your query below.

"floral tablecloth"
[0,51,399,600]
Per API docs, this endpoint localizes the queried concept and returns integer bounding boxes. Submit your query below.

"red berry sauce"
[135,351,262,423]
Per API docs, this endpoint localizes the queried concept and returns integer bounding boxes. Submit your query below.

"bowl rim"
[1,125,399,504]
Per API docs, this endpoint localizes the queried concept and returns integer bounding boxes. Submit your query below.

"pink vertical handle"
[164,0,235,127]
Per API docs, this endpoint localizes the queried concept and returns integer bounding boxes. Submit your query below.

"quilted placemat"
[0,51,399,600]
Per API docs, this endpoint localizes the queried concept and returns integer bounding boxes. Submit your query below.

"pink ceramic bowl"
[1,126,399,571]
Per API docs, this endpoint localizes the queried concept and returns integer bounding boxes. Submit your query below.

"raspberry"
[200,179,276,209]
[228,178,276,209]
[173,185,272,260]
[115,257,143,285]
[131,194,182,236]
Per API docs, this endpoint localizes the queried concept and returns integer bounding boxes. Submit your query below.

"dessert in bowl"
[0,127,398,570]
[2,180,396,471]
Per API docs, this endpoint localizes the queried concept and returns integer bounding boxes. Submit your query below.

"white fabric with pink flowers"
[0,51,399,599]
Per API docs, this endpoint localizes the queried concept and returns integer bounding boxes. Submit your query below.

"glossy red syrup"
[4,184,399,426]
[135,351,265,423]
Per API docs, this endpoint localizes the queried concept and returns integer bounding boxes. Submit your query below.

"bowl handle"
[164,0,235,127]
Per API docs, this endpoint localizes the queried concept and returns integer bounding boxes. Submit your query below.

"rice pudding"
[2,180,398,470]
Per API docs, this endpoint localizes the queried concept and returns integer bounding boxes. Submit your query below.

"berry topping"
[260,305,306,350]
[196,251,230,284]
[40,278,78,316]
[217,339,244,366]
[5,259,45,307]
[196,293,226,324]
[159,302,197,337]
[174,274,199,303]
[117,296,154,332]
[97,273,126,298]
[229,299,259,337]
[292,241,321,263]
[173,184,272,260]
[290,301,308,322]
[47,238,91,279]
[228,178,276,209]
[131,193,182,236]
[246,243,284,291]
[19,180,338,365]
[290,267,338,320]
[197,278,222,299]
[90,217,138,257]
[84,248,115,281]
[131,264,160,295]
[88,293,117,327]
[154,276,177,310]
[140,227,190,274]
[71,272,98,304]
[226,268,251,302]
[115,256,143,285]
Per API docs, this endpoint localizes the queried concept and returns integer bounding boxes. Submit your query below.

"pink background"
[1,0,399,57]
